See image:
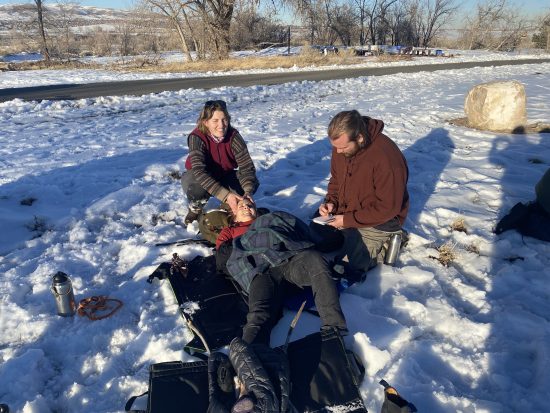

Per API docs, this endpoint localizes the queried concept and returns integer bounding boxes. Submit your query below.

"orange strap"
[77,295,123,320]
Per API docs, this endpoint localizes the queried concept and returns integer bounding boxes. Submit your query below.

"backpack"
[494,169,550,242]
[495,201,550,242]
[198,209,231,245]
[535,168,550,215]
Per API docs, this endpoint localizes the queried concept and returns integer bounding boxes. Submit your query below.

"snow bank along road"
[1,58,549,102]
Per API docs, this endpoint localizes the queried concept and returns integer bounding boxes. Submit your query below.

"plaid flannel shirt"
[226,211,314,293]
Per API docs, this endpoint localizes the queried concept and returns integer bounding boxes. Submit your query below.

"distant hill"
[0,3,137,35]
[0,3,166,56]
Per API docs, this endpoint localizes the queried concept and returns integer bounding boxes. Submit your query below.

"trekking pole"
[283,300,307,353]
[155,238,213,247]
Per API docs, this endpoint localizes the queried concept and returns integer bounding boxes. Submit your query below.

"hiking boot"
[184,209,201,225]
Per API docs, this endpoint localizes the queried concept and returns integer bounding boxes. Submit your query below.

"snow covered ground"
[1,48,549,89]
[0,59,550,412]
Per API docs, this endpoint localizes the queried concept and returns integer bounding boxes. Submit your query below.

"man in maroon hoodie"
[318,110,409,276]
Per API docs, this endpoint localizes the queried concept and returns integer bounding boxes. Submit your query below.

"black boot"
[184,209,202,225]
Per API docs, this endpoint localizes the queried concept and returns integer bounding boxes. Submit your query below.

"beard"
[343,138,367,158]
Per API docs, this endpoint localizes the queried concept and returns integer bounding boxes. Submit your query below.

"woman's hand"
[226,192,243,215]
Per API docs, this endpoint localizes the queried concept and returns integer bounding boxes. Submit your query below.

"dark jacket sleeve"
[232,132,259,195]
[216,241,234,276]
[229,337,295,413]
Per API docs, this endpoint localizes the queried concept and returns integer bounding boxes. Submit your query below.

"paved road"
[1,58,549,102]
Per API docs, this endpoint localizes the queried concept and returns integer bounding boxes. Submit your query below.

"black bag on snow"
[127,329,366,413]
[173,255,248,353]
[286,328,366,413]
[494,201,550,242]
[124,360,209,413]
[148,254,249,353]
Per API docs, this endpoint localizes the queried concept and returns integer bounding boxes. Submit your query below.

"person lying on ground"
[215,199,347,345]
[181,100,259,224]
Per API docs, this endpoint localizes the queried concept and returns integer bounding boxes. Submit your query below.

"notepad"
[312,215,335,225]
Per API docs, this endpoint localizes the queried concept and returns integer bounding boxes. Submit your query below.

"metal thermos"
[50,271,76,316]
[384,233,402,266]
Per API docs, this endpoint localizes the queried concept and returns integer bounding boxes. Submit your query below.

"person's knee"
[298,249,326,266]
[186,185,209,203]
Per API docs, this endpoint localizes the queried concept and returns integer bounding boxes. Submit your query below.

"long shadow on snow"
[0,148,185,411]
[255,138,333,221]
[484,131,550,412]
[403,127,455,239]
[0,148,182,255]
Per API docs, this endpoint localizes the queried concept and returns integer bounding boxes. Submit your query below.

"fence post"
[287,26,291,55]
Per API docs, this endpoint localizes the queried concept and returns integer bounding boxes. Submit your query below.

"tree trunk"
[34,0,50,61]
[171,16,193,61]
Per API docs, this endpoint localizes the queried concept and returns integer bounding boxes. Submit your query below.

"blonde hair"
[327,110,368,143]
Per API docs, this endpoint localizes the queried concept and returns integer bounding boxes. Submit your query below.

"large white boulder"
[464,80,527,132]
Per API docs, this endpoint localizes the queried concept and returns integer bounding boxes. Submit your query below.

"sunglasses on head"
[204,100,227,110]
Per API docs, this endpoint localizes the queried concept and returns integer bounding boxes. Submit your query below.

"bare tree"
[532,13,550,50]
[141,0,238,60]
[385,0,415,45]
[328,2,358,46]
[231,3,287,50]
[187,0,237,58]
[290,0,321,44]
[34,0,51,60]
[353,0,369,45]
[140,0,194,61]
[460,0,530,51]
[351,0,397,46]
[51,0,80,60]
[409,0,457,47]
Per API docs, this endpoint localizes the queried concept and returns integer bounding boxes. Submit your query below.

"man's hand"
[319,202,335,216]
[226,192,243,214]
[327,214,344,229]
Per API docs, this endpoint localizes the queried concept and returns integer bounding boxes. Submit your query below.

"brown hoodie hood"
[326,116,409,229]
[363,116,384,147]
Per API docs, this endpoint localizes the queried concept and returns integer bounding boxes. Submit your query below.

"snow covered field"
[1,48,549,89]
[1,59,550,412]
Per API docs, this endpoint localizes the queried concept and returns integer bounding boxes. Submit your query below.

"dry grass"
[2,59,106,71]
[154,48,362,73]
[465,243,480,255]
[375,54,413,62]
[429,241,458,267]
[450,217,467,234]
[3,47,375,73]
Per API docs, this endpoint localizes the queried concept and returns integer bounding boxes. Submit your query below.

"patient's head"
[235,198,257,223]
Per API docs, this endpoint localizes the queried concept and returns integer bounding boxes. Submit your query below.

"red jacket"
[215,220,254,250]
[326,117,409,229]
[185,127,238,178]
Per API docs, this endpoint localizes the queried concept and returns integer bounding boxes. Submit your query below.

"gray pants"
[339,227,401,273]
[243,249,347,344]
